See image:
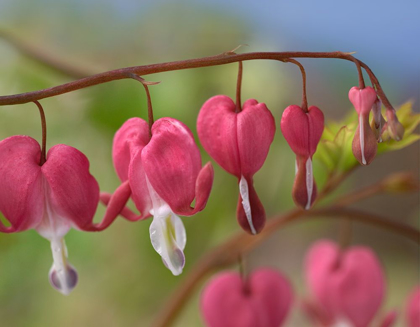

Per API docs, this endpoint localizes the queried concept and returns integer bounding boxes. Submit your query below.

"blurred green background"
[0,1,418,326]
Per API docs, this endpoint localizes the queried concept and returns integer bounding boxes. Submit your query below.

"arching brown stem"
[235,61,243,113]
[33,100,47,165]
[285,59,308,112]
[0,51,392,111]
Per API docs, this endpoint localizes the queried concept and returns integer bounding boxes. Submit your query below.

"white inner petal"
[239,175,257,235]
[359,115,367,165]
[305,158,313,210]
[295,159,298,176]
[146,177,187,276]
[48,238,78,295]
[36,180,76,295]
[332,317,354,327]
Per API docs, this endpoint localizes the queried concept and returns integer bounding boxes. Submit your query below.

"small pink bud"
[305,240,385,327]
[406,286,420,327]
[201,268,293,327]
[197,95,275,234]
[349,86,378,165]
[386,109,405,141]
[280,105,324,209]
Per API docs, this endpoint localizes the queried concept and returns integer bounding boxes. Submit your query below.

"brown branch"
[0,29,96,79]
[151,205,419,327]
[0,51,392,108]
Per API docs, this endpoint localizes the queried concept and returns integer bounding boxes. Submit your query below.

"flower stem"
[0,51,391,109]
[33,100,47,165]
[235,61,243,113]
[130,74,155,136]
[286,59,308,112]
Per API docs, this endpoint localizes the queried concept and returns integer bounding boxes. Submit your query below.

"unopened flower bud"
[386,110,405,141]
[349,86,378,165]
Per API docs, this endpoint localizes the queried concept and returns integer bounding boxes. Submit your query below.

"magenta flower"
[0,135,125,294]
[304,240,395,327]
[406,286,420,327]
[197,95,275,234]
[110,117,214,275]
[348,86,378,165]
[201,268,293,327]
[280,105,324,210]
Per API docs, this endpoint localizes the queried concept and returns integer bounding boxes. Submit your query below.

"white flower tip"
[48,264,78,295]
[305,158,314,210]
[239,175,257,235]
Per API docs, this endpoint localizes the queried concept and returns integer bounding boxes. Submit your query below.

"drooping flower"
[280,105,324,210]
[0,135,127,294]
[197,95,275,234]
[108,117,214,276]
[201,268,293,327]
[348,86,378,165]
[406,286,420,327]
[304,240,395,327]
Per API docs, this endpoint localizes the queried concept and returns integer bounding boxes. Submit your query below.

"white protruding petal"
[295,159,298,176]
[146,175,186,276]
[48,238,78,295]
[359,115,367,165]
[305,158,313,210]
[149,212,186,276]
[332,318,354,327]
[372,100,382,128]
[239,175,257,235]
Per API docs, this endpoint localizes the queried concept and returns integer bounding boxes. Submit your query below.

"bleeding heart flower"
[280,105,324,210]
[406,286,420,327]
[197,95,275,234]
[108,117,214,276]
[304,240,388,327]
[348,86,378,165]
[201,268,293,327]
[0,135,126,295]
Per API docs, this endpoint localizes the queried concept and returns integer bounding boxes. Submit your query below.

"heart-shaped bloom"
[108,117,214,276]
[349,86,378,165]
[201,268,293,327]
[280,105,324,209]
[406,286,420,327]
[0,135,126,294]
[304,240,391,327]
[197,95,275,234]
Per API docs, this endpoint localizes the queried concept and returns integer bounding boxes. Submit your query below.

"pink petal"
[293,156,317,210]
[348,86,378,115]
[175,162,214,216]
[352,113,377,165]
[250,268,294,326]
[128,149,152,218]
[113,117,150,181]
[236,99,275,176]
[280,105,324,157]
[86,180,133,231]
[197,95,241,177]
[142,118,212,215]
[305,240,339,319]
[0,136,44,232]
[406,286,420,327]
[305,240,385,327]
[100,189,150,222]
[42,144,100,231]
[201,268,293,327]
[236,176,266,234]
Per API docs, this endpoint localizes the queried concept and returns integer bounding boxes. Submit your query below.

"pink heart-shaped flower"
[201,268,293,327]
[305,240,385,327]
